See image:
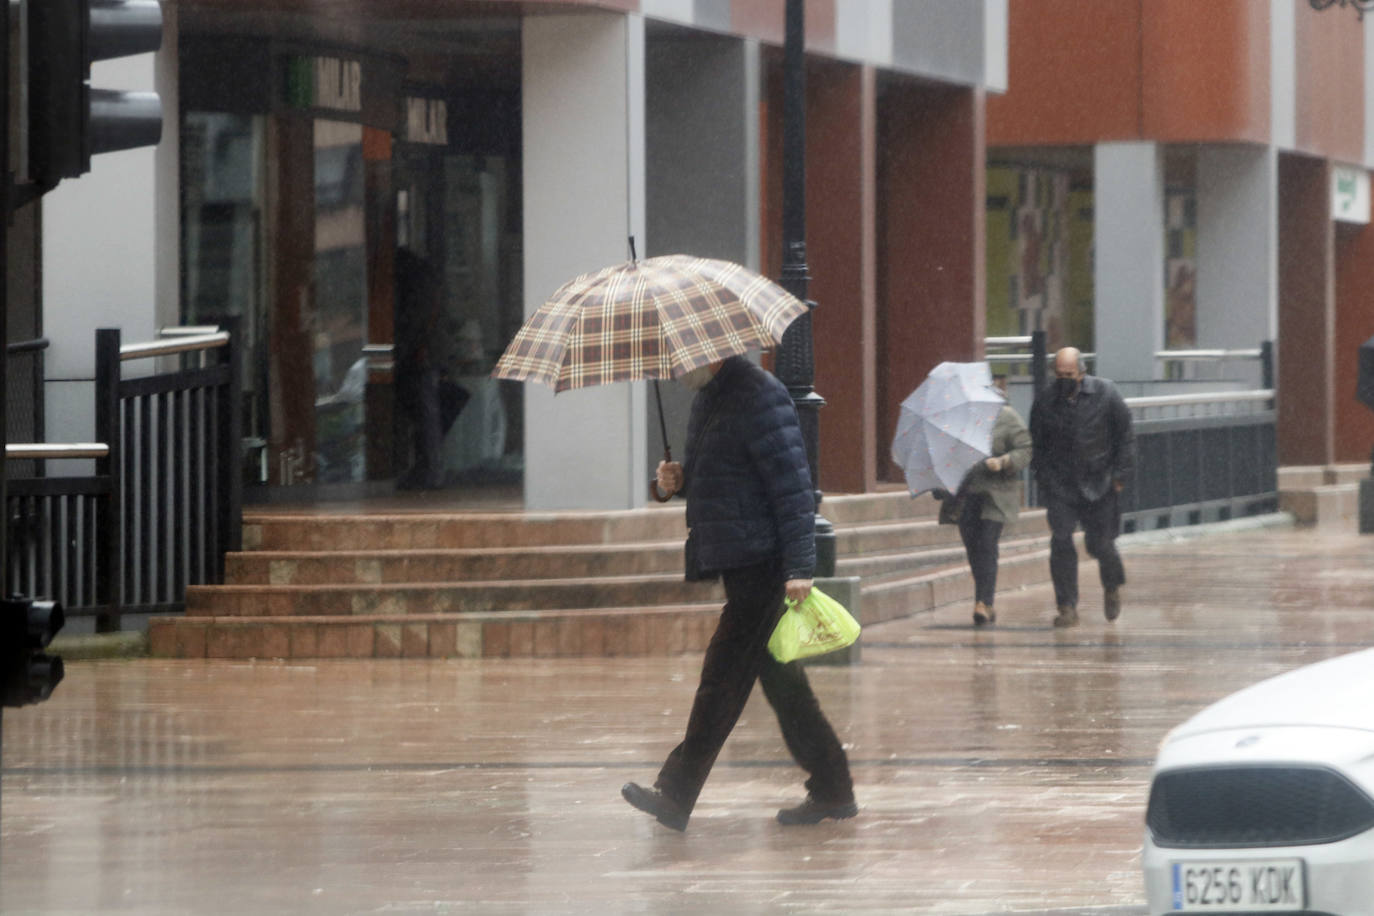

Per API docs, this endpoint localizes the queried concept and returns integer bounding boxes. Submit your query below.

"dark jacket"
[1029,374,1134,503]
[681,356,816,582]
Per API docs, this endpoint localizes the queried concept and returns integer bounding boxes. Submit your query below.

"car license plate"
[1171,860,1305,912]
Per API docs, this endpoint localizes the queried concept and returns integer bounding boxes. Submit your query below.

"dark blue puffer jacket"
[681,356,816,582]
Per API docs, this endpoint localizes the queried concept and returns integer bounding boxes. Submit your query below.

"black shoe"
[1104,588,1122,622]
[776,795,859,826]
[621,782,689,831]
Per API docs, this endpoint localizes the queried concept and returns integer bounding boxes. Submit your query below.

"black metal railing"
[984,335,1277,531]
[5,320,242,630]
[7,337,49,480]
[1120,389,1277,531]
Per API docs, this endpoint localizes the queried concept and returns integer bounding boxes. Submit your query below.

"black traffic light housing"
[1,597,65,707]
[1357,336,1374,413]
[28,0,163,191]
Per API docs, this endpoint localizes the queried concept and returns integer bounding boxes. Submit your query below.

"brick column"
[876,82,985,482]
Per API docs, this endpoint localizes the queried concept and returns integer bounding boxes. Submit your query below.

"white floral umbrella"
[891,361,1005,496]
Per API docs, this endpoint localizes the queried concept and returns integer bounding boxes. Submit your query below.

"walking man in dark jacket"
[621,355,856,831]
[1030,347,1135,628]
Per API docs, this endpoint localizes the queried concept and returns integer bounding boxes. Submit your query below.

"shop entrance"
[392,143,523,490]
[181,54,523,501]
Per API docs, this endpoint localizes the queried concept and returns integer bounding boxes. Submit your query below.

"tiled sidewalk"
[4,524,1372,914]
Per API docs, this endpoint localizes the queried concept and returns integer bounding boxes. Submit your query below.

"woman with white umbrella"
[934,374,1032,626]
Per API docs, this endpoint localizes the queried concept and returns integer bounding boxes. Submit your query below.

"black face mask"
[1055,377,1080,400]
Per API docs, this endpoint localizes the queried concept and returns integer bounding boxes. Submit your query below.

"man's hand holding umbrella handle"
[984,455,1005,473]
[785,579,813,603]
[653,460,683,501]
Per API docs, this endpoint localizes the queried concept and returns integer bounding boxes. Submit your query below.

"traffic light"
[1,597,65,707]
[28,0,163,190]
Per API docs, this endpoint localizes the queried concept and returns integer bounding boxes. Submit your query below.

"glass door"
[310,119,368,483]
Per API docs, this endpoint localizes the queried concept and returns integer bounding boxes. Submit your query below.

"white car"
[1143,647,1374,914]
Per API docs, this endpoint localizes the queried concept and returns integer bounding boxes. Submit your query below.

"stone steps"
[837,528,1049,581]
[1277,463,1368,533]
[151,489,1053,660]
[241,506,689,551]
[150,605,724,660]
[185,574,722,617]
[228,508,1046,586]
[224,540,688,585]
[859,547,1052,625]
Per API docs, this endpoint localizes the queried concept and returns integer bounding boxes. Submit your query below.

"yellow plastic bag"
[768,586,861,663]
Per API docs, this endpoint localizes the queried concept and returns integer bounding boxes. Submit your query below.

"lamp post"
[772,0,836,577]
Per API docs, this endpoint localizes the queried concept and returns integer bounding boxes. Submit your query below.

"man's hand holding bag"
[767,586,861,663]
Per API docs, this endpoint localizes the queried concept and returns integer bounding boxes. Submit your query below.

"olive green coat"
[939,404,1032,525]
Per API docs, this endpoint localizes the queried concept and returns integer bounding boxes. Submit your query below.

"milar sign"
[286,56,363,114]
[406,97,447,146]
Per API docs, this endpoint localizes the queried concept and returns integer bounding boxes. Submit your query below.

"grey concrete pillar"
[522,13,648,510]
[1094,141,1165,382]
[1196,146,1278,386]
[643,33,760,471]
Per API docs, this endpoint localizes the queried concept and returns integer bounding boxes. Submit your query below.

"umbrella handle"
[650,446,674,503]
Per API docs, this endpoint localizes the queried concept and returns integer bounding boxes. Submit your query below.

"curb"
[1119,511,1296,548]
[50,630,149,660]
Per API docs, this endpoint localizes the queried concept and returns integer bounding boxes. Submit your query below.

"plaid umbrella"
[492,254,806,392]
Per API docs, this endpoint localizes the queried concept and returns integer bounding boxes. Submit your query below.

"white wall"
[43,53,160,446]
[1271,0,1296,152]
[522,13,648,510]
[155,5,180,335]
[1196,146,1278,382]
[983,0,1008,93]
[890,0,990,88]
[644,33,760,474]
[1094,142,1165,382]
[835,0,894,68]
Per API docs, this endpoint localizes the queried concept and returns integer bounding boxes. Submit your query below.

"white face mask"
[677,364,715,391]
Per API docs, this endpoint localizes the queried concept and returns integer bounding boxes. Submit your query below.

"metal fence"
[984,334,1278,532]
[5,321,242,630]
[1119,389,1277,531]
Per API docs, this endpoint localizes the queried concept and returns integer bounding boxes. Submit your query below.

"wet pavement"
[3,521,1372,914]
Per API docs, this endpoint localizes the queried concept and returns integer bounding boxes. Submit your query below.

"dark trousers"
[1046,489,1125,609]
[655,559,854,812]
[957,497,1003,607]
[397,367,443,489]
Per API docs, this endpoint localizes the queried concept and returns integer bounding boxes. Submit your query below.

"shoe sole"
[621,783,688,831]
[776,802,859,826]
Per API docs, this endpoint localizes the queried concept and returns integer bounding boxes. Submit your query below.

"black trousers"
[957,496,1003,607]
[1046,489,1125,609]
[397,367,444,489]
[654,559,854,812]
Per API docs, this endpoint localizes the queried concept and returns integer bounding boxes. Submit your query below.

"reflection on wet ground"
[3,525,1372,914]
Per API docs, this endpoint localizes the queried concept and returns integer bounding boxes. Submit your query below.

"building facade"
[986,0,1374,467]
[36,0,1008,511]
[43,1,1374,515]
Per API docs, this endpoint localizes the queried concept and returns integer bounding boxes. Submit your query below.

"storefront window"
[181,111,269,479]
[393,148,522,486]
[311,120,369,483]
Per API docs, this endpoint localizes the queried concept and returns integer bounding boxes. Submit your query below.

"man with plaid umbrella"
[620,355,857,831]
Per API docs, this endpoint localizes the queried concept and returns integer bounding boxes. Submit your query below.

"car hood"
[1166,647,1374,741]
[1157,724,1374,778]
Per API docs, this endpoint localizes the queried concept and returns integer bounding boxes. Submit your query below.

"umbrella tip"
[628,235,637,262]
